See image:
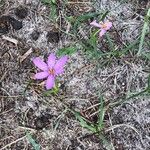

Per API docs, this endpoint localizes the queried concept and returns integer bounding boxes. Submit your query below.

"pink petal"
[33,57,48,71]
[54,56,68,75]
[45,75,55,89]
[47,53,56,68]
[90,20,101,28]
[99,29,106,37]
[55,67,64,75]
[105,21,112,30]
[35,71,49,79]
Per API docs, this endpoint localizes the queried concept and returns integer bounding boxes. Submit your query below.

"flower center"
[101,23,107,29]
[49,68,55,76]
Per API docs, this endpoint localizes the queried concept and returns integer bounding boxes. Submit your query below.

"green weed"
[26,132,40,150]
[137,8,150,56]
[41,0,57,20]
[109,75,150,107]
[57,46,77,56]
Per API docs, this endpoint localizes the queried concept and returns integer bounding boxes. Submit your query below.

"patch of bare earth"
[0,0,150,150]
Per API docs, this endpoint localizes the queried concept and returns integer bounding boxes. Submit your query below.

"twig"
[0,135,26,150]
[2,35,18,45]
[19,48,33,63]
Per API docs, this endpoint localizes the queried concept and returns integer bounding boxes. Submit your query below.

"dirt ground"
[0,0,150,150]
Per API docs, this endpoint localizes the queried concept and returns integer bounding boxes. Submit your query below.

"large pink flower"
[90,20,112,37]
[33,53,68,90]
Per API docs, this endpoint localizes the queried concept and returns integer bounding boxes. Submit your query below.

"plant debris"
[0,16,22,34]
[0,16,10,34]
[2,35,18,45]
[14,5,28,19]
[46,31,60,43]
[34,115,52,130]
[31,30,40,41]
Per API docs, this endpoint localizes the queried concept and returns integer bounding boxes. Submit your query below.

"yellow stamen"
[101,23,107,29]
[49,68,55,75]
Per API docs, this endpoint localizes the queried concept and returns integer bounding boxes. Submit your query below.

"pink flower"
[33,53,68,90]
[90,20,112,37]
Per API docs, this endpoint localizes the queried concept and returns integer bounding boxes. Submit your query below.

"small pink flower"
[33,53,68,90]
[90,20,112,37]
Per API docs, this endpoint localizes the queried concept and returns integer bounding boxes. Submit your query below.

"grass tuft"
[137,8,150,56]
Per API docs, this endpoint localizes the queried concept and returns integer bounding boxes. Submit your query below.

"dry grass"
[0,0,150,150]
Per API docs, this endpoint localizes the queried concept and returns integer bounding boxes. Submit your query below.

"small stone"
[15,5,28,19]
[31,30,40,41]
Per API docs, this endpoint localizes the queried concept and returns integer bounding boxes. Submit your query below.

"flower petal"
[33,57,48,71]
[47,53,56,68]
[35,71,49,79]
[55,67,64,75]
[99,29,106,37]
[90,20,101,28]
[105,21,112,30]
[45,75,55,89]
[54,56,68,75]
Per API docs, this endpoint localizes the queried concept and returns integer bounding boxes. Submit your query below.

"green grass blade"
[99,134,115,150]
[54,108,68,130]
[73,12,101,33]
[120,37,140,55]
[41,0,57,20]
[41,0,51,4]
[74,111,97,133]
[109,88,148,107]
[105,34,114,51]
[100,11,109,21]
[97,96,105,131]
[147,74,150,92]
[51,0,56,4]
[57,46,77,56]
[141,52,150,60]
[137,8,150,56]
[26,132,40,150]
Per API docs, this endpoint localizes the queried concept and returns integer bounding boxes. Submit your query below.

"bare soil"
[0,0,150,150]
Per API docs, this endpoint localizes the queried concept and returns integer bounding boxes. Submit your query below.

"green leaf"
[147,75,150,92]
[99,134,115,150]
[81,35,104,59]
[26,132,40,150]
[41,0,51,4]
[106,33,114,51]
[89,30,98,48]
[43,84,59,96]
[41,0,57,20]
[51,0,56,4]
[97,96,105,131]
[72,11,109,33]
[74,111,97,133]
[73,12,101,33]
[54,108,68,130]
[121,37,140,55]
[100,11,109,21]
[49,1,57,20]
[57,46,77,56]
[137,8,150,56]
